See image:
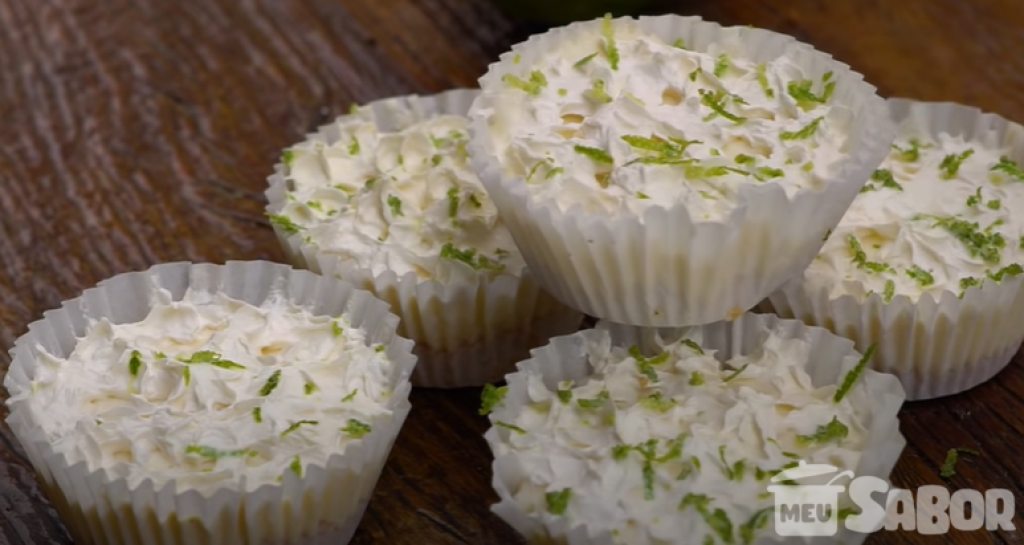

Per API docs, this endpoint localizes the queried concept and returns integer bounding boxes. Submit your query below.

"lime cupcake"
[765,99,1024,400]
[266,89,584,388]
[4,261,416,545]
[467,15,895,327]
[481,312,905,544]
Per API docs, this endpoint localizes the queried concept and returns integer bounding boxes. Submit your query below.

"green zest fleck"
[588,79,612,103]
[281,420,318,437]
[128,350,142,378]
[576,389,610,409]
[940,447,980,478]
[342,388,358,402]
[713,54,730,77]
[755,167,784,181]
[546,167,564,179]
[268,214,302,235]
[940,149,974,179]
[673,38,686,49]
[447,188,460,219]
[186,445,256,459]
[440,242,506,272]
[735,154,755,165]
[558,88,568,96]
[282,150,297,168]
[182,350,246,371]
[927,216,1005,265]
[290,456,303,478]
[689,67,702,82]
[182,366,191,386]
[892,138,923,162]
[989,199,1002,210]
[689,371,705,386]
[574,145,614,165]
[494,421,526,434]
[907,265,935,287]
[602,14,619,70]
[959,276,982,297]
[468,193,482,207]
[513,54,521,65]
[699,89,746,124]
[833,344,877,403]
[387,194,402,216]
[846,234,891,273]
[740,507,774,544]
[718,445,745,481]
[966,187,983,207]
[348,137,360,155]
[756,63,774,98]
[556,381,573,404]
[992,156,1024,180]
[304,381,318,395]
[349,103,359,115]
[341,419,372,438]
[787,77,835,111]
[871,169,902,191]
[989,263,1024,282]
[480,383,508,415]
[252,407,262,423]
[723,364,749,383]
[780,117,823,140]
[797,416,849,446]
[431,154,442,167]
[641,391,676,413]
[883,279,896,303]
[332,321,344,337]
[502,70,547,95]
[680,339,704,355]
[545,488,572,516]
[573,52,598,69]
[629,345,670,382]
[636,191,650,199]
[680,493,734,544]
[260,370,282,397]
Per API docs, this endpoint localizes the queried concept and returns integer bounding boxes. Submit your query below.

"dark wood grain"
[1,0,1023,543]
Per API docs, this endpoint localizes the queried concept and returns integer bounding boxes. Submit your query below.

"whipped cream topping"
[16,288,395,493]
[478,17,852,220]
[273,106,526,284]
[802,131,1024,302]
[486,328,873,544]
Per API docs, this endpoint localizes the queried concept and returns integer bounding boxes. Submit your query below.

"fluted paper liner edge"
[4,261,417,545]
[483,312,906,545]
[265,89,584,388]
[766,98,1024,400]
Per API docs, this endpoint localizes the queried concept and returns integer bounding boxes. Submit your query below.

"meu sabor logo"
[767,461,1016,536]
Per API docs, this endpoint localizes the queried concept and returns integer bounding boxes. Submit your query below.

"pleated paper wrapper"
[266,89,584,388]
[765,98,1024,400]
[468,14,896,328]
[4,261,417,545]
[484,312,906,545]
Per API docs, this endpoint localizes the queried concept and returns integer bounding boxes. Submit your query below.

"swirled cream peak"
[271,107,525,284]
[485,329,873,544]
[17,288,395,493]
[802,131,1024,302]
[478,17,851,219]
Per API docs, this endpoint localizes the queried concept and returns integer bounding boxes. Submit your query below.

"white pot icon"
[767,461,855,537]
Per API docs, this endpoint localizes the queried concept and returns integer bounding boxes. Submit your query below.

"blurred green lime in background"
[491,0,663,25]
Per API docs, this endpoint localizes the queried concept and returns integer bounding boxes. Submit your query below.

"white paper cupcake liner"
[468,15,896,328]
[4,261,417,545]
[484,312,906,545]
[765,98,1024,401]
[265,89,584,388]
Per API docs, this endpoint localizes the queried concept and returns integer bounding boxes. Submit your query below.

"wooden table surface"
[1,0,1023,543]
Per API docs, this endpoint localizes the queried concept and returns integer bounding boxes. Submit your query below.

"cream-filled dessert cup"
[468,15,896,327]
[482,312,905,545]
[765,99,1024,400]
[4,261,416,545]
[266,89,584,388]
